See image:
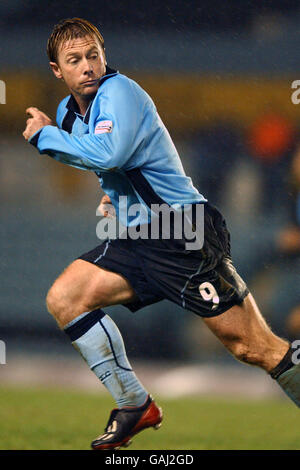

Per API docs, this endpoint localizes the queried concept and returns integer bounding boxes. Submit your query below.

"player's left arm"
[97,193,116,218]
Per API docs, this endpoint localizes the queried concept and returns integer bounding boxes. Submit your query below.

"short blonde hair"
[47,17,105,63]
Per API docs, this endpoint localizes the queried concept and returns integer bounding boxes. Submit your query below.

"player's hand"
[97,194,116,218]
[23,107,52,141]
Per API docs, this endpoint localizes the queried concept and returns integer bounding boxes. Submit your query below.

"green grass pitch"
[0,386,298,450]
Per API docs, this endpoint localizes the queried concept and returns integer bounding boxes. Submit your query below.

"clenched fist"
[23,107,52,141]
[97,194,116,218]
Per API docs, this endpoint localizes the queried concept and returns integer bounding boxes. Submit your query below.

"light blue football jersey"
[30,67,206,225]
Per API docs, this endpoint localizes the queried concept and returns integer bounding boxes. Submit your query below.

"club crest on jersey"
[95,120,113,134]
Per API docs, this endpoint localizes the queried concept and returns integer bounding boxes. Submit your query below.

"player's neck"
[74,94,95,116]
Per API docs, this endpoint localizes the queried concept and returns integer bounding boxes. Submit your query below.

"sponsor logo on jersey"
[95,120,113,134]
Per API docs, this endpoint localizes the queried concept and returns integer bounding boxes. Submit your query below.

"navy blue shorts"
[78,203,249,318]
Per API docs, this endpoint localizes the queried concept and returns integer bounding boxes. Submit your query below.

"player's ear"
[49,62,63,80]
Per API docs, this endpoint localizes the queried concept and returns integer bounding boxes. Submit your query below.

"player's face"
[50,36,106,99]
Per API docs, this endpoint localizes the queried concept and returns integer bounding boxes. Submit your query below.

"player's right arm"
[25,77,142,172]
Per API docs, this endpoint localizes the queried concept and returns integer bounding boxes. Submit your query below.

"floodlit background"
[1,1,300,402]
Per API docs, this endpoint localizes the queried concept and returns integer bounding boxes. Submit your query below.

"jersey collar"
[65,66,119,123]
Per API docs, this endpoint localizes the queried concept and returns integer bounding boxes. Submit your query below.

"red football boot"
[91,395,163,450]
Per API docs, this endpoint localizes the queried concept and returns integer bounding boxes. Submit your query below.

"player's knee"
[46,280,101,328]
[46,283,70,322]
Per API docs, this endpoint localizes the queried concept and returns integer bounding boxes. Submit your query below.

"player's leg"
[46,258,162,449]
[46,259,150,408]
[203,292,300,406]
[46,258,137,329]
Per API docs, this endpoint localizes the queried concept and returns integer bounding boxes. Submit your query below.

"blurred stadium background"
[1,0,300,415]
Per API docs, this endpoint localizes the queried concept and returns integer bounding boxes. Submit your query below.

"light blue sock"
[64,309,148,408]
[276,364,300,407]
[270,345,300,407]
